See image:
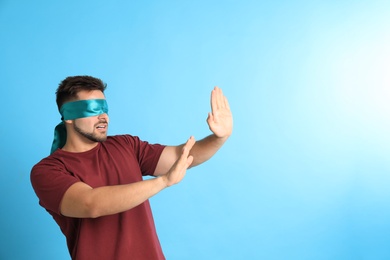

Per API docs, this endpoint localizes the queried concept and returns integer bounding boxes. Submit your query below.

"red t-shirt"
[31,135,166,260]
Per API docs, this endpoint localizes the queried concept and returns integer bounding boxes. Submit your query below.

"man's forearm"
[189,134,228,167]
[61,177,167,218]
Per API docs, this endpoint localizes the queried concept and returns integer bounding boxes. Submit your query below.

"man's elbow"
[82,197,104,218]
[60,196,102,219]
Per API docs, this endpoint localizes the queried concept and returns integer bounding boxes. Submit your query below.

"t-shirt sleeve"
[120,135,165,176]
[30,157,80,215]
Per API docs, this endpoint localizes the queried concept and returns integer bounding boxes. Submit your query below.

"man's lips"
[96,123,108,130]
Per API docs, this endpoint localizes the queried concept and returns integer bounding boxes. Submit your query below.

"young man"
[30,75,233,260]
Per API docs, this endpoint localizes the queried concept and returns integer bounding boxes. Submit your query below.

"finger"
[223,95,231,111]
[211,87,218,113]
[176,138,195,171]
[207,112,214,124]
[216,87,225,108]
[186,155,194,167]
[187,136,196,149]
[182,136,195,155]
[213,86,227,111]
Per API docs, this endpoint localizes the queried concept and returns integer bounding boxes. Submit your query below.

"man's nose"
[98,113,109,120]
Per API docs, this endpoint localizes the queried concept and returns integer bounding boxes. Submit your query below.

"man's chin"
[96,135,108,142]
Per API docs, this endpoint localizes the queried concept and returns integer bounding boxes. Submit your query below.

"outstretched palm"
[164,136,195,187]
[207,87,233,139]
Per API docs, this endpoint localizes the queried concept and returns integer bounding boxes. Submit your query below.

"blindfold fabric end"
[50,122,67,154]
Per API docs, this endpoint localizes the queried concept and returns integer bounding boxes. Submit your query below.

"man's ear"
[64,119,73,125]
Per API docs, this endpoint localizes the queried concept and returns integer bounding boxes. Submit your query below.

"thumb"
[207,112,214,124]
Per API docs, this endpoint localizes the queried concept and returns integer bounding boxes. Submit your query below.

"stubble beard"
[74,121,108,143]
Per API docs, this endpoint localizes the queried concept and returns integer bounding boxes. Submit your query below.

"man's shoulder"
[31,152,66,177]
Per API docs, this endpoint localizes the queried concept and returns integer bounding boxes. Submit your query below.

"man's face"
[71,90,109,143]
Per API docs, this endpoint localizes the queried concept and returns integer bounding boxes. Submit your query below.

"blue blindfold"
[51,99,109,154]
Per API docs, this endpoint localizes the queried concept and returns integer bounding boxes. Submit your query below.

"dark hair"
[55,75,107,110]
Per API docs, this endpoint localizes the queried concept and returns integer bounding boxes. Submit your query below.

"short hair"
[55,75,107,110]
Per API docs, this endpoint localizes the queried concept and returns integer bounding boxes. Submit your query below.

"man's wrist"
[211,133,229,143]
[157,175,169,189]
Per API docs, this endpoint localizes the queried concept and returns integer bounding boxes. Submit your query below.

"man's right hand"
[162,136,195,187]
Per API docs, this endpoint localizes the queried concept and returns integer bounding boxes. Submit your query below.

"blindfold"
[51,99,109,154]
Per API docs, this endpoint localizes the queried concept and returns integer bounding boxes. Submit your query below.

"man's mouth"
[96,123,108,130]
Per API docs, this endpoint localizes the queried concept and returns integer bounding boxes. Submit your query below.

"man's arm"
[60,137,195,218]
[154,86,233,176]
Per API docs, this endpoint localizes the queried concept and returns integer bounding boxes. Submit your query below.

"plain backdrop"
[1,1,390,259]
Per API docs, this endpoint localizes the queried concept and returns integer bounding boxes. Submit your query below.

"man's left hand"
[207,86,233,139]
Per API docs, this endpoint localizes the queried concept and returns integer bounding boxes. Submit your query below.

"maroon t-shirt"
[31,135,166,260]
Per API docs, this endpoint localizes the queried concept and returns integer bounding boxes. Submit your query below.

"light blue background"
[1,1,390,259]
